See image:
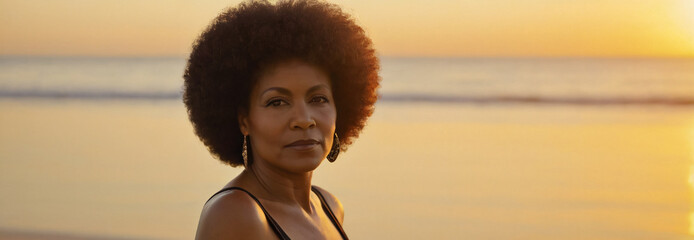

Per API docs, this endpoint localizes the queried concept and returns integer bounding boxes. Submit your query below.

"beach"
[1,98,693,239]
[0,229,141,240]
[1,57,693,239]
[2,0,694,236]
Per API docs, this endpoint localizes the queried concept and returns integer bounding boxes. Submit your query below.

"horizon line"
[2,54,694,60]
[2,90,693,107]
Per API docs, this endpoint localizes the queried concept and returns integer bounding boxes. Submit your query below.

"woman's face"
[240,60,336,173]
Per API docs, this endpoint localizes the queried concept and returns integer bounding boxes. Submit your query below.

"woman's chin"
[281,154,325,173]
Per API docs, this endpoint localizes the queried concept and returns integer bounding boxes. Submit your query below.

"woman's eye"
[310,96,329,104]
[266,99,287,107]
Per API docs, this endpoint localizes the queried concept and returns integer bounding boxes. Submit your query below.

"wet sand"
[0,229,138,240]
[1,100,693,239]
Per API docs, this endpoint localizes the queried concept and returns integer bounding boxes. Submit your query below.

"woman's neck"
[245,162,315,213]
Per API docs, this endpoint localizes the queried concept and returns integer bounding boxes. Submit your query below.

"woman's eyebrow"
[261,87,292,97]
[306,84,329,95]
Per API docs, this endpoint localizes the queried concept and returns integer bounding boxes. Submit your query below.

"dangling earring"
[327,132,340,162]
[242,135,248,168]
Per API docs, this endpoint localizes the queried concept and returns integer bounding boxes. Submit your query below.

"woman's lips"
[285,139,320,151]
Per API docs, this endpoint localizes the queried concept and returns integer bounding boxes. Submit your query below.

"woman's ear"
[238,113,249,135]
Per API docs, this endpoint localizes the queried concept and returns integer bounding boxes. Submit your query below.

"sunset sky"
[1,0,693,57]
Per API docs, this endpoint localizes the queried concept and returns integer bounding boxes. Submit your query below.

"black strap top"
[206,186,349,240]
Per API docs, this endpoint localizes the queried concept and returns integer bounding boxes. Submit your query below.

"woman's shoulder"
[312,185,345,223]
[195,188,275,240]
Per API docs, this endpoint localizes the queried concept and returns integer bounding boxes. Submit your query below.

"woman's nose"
[290,103,316,130]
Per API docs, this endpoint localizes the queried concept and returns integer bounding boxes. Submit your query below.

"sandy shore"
[0,229,141,240]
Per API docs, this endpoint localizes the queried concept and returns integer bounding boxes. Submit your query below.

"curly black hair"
[183,0,380,166]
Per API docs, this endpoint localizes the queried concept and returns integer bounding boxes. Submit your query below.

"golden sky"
[1,0,693,57]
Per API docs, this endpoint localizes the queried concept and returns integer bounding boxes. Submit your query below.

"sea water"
[0,57,693,239]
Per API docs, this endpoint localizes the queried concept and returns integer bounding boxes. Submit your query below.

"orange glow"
[0,0,692,57]
[677,0,694,52]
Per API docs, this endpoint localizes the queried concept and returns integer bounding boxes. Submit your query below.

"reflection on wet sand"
[1,100,693,239]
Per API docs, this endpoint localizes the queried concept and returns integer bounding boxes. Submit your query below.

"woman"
[183,0,379,239]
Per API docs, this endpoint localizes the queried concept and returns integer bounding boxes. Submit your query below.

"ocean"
[0,56,693,239]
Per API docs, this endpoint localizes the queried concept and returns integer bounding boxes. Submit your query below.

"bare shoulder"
[195,189,275,240]
[312,185,345,223]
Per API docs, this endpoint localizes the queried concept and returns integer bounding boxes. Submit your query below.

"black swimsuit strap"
[206,186,348,240]
[311,186,349,240]
[207,187,291,240]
